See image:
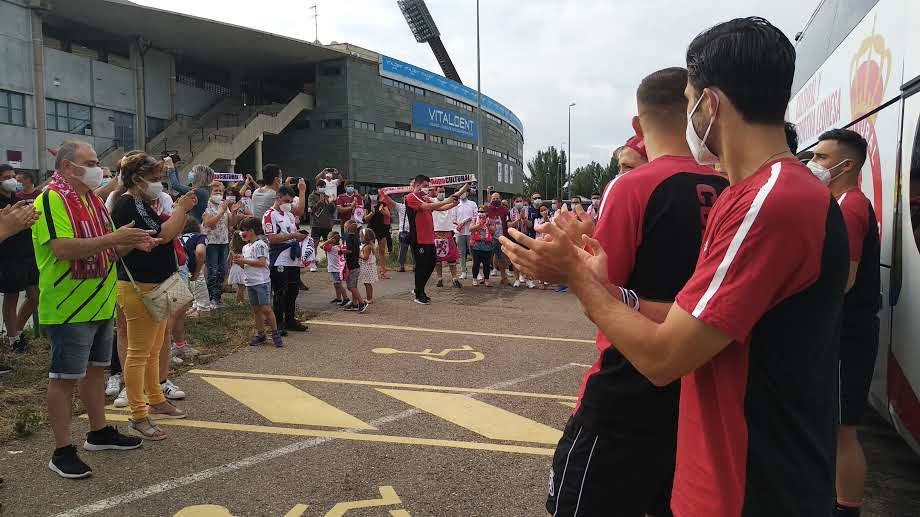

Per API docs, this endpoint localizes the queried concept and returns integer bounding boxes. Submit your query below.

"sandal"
[130,417,166,440]
[149,401,187,420]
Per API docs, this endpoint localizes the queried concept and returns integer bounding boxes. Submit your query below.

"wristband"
[617,287,640,310]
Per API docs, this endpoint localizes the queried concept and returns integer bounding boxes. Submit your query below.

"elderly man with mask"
[34,141,159,479]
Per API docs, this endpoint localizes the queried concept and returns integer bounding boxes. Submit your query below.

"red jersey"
[672,158,848,517]
[406,192,435,245]
[336,193,363,221]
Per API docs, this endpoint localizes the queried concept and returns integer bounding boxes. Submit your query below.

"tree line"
[522,146,618,199]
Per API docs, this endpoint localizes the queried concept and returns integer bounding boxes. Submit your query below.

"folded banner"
[379,174,477,195]
[213,173,244,182]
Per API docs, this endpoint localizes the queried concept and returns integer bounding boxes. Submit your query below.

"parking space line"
[99,413,557,455]
[308,320,595,344]
[188,369,579,401]
[58,363,577,517]
[377,389,563,444]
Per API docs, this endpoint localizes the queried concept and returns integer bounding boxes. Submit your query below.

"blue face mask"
[346,187,355,194]
[514,202,524,210]
[187,171,197,184]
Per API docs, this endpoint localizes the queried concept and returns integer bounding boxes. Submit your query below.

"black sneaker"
[414,297,431,305]
[10,335,26,354]
[285,321,308,332]
[0,363,11,375]
[83,426,143,451]
[48,445,92,479]
[279,329,289,337]
[452,279,462,289]
[359,303,369,313]
[344,303,360,312]
[338,299,351,307]
[330,298,343,304]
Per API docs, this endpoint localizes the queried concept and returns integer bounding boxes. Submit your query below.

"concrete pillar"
[131,41,147,150]
[254,134,263,177]
[30,6,48,174]
[168,55,177,120]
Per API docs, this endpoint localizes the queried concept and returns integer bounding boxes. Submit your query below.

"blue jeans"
[206,243,229,302]
[47,319,114,379]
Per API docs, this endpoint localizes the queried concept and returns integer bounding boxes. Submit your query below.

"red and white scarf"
[46,172,115,279]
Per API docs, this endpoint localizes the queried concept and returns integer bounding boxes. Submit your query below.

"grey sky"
[134,0,817,174]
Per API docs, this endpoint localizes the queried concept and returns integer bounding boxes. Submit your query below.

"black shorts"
[840,320,880,425]
[0,256,38,294]
[311,226,330,241]
[545,417,675,517]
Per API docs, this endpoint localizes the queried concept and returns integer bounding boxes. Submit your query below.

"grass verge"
[0,301,315,444]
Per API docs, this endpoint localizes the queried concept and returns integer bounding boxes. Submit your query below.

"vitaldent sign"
[412,101,478,141]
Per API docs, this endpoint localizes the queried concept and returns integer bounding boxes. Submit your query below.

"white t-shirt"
[432,206,457,232]
[156,192,174,216]
[242,239,271,286]
[262,207,301,267]
[203,201,230,245]
[323,178,340,199]
[324,243,343,273]
[454,199,478,236]
[394,202,408,233]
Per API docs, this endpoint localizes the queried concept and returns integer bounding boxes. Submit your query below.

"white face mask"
[420,187,431,195]
[210,194,223,203]
[77,165,105,190]
[143,179,164,200]
[1,178,19,192]
[686,91,720,165]
[437,193,446,201]
[280,202,293,214]
[551,203,558,210]
[227,195,237,203]
[807,160,847,185]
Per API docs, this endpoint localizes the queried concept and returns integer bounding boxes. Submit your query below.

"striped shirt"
[32,190,117,325]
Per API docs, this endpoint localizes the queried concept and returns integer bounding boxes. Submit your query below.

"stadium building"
[0,0,524,192]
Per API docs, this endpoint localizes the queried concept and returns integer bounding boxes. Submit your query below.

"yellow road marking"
[95,413,556,456]
[284,504,309,517]
[325,486,402,517]
[377,389,562,444]
[558,401,577,408]
[173,504,233,516]
[309,320,594,344]
[202,377,374,429]
[189,369,578,401]
[390,511,411,517]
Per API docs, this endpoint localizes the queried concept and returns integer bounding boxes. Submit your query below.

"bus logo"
[849,20,892,237]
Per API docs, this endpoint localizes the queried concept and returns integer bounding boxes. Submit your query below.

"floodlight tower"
[397,0,463,84]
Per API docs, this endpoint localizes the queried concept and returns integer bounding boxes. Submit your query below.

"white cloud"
[133,0,818,170]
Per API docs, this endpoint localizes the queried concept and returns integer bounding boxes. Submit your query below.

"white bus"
[789,0,920,454]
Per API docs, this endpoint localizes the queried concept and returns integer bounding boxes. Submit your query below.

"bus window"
[792,0,839,94]
[909,116,920,252]
[830,0,880,51]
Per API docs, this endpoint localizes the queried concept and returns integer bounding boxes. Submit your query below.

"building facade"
[0,0,523,193]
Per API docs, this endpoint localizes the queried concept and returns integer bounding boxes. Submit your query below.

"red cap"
[625,136,646,158]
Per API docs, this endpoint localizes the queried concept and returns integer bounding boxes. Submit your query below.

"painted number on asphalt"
[371,345,485,363]
[172,486,410,516]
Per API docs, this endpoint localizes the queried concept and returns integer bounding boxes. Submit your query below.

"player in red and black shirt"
[405,175,469,304]
[810,129,881,517]
[503,18,848,517]
[543,67,728,517]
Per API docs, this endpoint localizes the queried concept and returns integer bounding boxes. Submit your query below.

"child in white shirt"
[233,217,282,348]
[320,232,349,306]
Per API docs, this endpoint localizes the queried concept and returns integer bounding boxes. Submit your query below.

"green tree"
[524,146,567,200]
[570,160,618,197]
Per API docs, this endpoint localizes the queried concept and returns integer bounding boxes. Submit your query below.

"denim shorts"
[247,282,272,306]
[330,271,343,284]
[178,264,191,283]
[47,319,114,380]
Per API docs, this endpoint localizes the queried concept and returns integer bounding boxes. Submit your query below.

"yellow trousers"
[116,281,167,419]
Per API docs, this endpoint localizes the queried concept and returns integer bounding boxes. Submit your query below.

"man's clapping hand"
[0,201,39,241]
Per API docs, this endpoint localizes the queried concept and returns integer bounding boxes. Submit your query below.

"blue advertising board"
[380,55,524,135]
[412,101,478,141]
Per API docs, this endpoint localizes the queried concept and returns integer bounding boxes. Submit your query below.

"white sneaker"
[527,280,536,289]
[513,280,521,288]
[477,273,484,281]
[491,269,499,276]
[459,272,467,280]
[105,374,122,396]
[113,388,129,408]
[171,355,184,367]
[173,343,199,360]
[161,380,187,400]
[309,266,317,272]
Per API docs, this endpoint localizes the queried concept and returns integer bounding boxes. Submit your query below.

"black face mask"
[491,200,500,207]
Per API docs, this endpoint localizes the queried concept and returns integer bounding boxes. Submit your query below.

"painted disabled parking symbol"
[372,345,485,363]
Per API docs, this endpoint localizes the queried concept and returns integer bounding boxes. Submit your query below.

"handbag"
[120,252,193,322]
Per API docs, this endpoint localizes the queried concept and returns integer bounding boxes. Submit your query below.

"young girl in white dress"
[358,228,379,303]
[226,230,246,304]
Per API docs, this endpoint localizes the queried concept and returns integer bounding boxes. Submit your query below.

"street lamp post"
[567,102,576,198]
[559,141,566,200]
[475,0,483,206]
